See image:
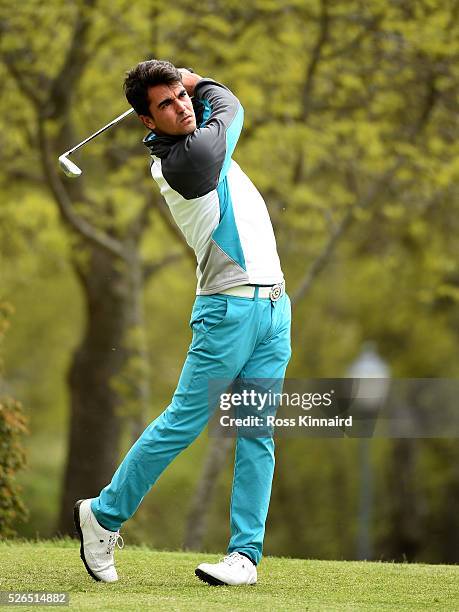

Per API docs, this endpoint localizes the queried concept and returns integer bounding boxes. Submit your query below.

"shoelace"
[106,532,124,555]
[221,552,244,566]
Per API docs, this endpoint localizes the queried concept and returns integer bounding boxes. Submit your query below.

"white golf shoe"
[195,552,257,586]
[74,499,124,583]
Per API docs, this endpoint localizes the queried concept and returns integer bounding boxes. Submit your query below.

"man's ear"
[138,114,156,130]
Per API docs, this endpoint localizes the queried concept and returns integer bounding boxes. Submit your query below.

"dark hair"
[124,60,182,116]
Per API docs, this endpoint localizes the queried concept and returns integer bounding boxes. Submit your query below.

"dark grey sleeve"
[161,79,244,199]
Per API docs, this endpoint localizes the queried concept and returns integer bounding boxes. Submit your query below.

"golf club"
[58,107,135,178]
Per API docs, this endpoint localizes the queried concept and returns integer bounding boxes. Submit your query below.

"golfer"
[74,59,291,586]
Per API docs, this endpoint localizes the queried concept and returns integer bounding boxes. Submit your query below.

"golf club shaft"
[63,108,135,157]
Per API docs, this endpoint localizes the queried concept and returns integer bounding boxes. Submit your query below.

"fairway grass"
[0,539,457,611]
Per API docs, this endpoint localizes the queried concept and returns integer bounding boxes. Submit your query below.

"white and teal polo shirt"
[144,78,284,295]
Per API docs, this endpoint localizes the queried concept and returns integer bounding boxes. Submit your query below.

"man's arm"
[164,69,244,199]
[178,68,202,97]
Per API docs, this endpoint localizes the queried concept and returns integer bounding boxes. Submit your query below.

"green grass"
[0,539,457,611]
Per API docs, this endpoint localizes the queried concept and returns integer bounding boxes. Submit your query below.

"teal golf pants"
[91,289,291,564]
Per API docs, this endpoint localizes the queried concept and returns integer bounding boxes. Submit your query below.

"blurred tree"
[1,0,458,563]
[183,0,459,554]
[0,0,186,534]
[0,302,28,537]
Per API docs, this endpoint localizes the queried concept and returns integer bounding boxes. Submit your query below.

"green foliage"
[1,0,459,561]
[0,303,28,537]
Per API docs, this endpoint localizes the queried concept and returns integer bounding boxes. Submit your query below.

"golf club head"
[59,155,82,178]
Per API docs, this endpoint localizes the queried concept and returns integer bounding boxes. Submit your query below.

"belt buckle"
[269,283,284,302]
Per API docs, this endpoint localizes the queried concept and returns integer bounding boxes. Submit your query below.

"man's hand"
[178,68,202,97]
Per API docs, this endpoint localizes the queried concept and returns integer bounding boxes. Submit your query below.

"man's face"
[139,81,196,136]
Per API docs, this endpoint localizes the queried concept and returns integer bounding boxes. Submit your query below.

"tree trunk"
[57,246,146,534]
[183,437,234,550]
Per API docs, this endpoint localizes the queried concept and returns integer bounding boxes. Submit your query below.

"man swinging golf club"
[74,59,291,586]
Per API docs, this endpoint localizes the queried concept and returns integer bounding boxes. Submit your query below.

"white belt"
[220,282,285,301]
